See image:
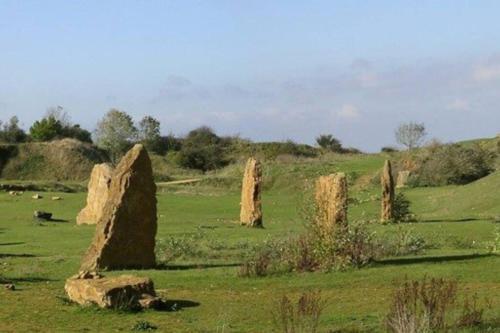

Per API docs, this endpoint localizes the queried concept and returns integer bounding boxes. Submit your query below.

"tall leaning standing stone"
[315,173,348,232]
[76,163,114,225]
[240,157,263,227]
[80,144,157,271]
[381,160,395,222]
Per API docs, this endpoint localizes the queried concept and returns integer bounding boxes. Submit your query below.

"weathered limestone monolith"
[76,163,113,225]
[80,144,157,271]
[396,170,410,188]
[315,173,348,232]
[240,157,263,227]
[381,160,395,222]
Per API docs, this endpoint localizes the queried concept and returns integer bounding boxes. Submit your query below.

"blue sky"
[1,1,500,151]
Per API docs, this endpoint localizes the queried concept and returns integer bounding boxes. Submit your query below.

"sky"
[1,0,500,151]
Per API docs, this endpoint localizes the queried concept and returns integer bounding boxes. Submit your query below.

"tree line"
[0,106,432,171]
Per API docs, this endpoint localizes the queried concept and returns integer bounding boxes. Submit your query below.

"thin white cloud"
[473,63,500,81]
[337,104,360,120]
[446,98,470,112]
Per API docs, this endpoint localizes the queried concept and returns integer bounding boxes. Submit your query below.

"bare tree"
[395,122,427,150]
[45,105,71,127]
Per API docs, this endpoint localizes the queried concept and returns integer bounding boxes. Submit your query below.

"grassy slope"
[0,149,499,332]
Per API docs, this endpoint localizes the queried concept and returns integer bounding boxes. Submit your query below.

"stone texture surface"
[76,163,113,225]
[396,170,410,188]
[381,160,395,222]
[315,172,348,232]
[65,273,160,309]
[80,144,157,271]
[240,157,263,227]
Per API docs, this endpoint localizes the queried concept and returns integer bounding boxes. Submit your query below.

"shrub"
[0,116,27,143]
[272,291,326,333]
[456,294,486,328]
[30,116,63,141]
[380,226,427,256]
[238,221,376,277]
[61,124,92,143]
[132,320,157,331]
[412,143,496,186]
[385,276,458,333]
[381,146,399,153]
[393,193,415,222]
[316,134,343,152]
[177,126,229,171]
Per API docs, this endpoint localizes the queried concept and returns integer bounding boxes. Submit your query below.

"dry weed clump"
[386,276,495,332]
[272,291,327,333]
[385,276,458,333]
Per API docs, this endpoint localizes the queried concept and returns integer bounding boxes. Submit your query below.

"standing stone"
[315,173,348,232]
[240,158,263,227]
[396,170,410,188]
[80,144,157,271]
[381,160,395,222]
[76,163,114,225]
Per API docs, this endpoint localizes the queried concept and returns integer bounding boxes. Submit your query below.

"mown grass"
[0,152,499,332]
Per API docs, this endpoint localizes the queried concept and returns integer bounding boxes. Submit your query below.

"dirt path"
[156,178,202,186]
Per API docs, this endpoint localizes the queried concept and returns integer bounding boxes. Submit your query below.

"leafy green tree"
[0,116,27,143]
[137,116,162,154]
[95,109,137,162]
[315,134,343,152]
[29,116,63,141]
[178,126,228,171]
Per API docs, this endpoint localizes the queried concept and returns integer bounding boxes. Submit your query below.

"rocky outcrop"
[76,163,113,225]
[80,144,157,271]
[65,273,161,309]
[315,173,348,232]
[240,158,263,227]
[381,160,395,222]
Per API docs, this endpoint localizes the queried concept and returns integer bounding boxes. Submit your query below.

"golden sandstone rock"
[396,170,410,188]
[65,273,160,309]
[381,160,395,222]
[240,158,263,227]
[76,163,113,225]
[315,173,348,232]
[80,145,157,270]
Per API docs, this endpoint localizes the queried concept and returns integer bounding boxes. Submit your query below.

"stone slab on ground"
[65,273,161,309]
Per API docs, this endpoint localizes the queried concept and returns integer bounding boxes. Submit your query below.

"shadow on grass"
[376,253,493,266]
[156,263,240,271]
[34,218,69,223]
[0,242,24,246]
[0,253,36,258]
[417,218,480,223]
[158,299,200,312]
[0,276,55,284]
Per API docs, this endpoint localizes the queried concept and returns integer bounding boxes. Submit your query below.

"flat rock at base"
[80,144,157,271]
[65,274,161,309]
[76,163,114,225]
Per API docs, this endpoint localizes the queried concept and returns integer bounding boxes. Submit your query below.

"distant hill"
[0,139,109,181]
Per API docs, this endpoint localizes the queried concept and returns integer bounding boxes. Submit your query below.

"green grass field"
[1,153,499,332]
